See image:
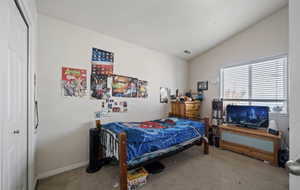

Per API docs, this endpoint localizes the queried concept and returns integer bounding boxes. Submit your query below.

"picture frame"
[197,81,208,91]
[160,87,170,103]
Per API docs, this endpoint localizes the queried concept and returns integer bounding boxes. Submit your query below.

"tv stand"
[219,124,281,166]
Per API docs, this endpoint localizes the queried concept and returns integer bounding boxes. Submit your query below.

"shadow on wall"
[36,121,93,176]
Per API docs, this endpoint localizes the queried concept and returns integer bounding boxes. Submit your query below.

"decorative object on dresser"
[219,124,281,166]
[170,101,201,120]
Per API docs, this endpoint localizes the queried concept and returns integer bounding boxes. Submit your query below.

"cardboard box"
[127,167,149,190]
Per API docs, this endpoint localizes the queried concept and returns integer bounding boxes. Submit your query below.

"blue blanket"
[102,118,205,163]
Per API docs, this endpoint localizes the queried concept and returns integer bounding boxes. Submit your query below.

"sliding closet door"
[2,0,28,190]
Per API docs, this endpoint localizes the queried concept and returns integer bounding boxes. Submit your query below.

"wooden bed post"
[118,132,128,190]
[203,117,209,137]
[202,137,209,154]
[202,117,209,154]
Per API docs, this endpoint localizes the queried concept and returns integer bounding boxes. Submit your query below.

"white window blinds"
[222,64,249,99]
[251,58,288,100]
[221,56,288,114]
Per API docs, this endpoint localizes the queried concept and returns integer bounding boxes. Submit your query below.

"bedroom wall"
[188,7,289,144]
[36,14,188,177]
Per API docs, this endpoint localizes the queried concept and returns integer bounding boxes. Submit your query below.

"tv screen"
[226,105,269,129]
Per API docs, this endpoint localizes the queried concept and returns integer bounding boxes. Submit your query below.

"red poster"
[61,67,87,97]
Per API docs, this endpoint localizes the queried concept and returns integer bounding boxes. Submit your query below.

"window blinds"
[251,57,288,100]
[222,64,249,99]
[221,56,288,113]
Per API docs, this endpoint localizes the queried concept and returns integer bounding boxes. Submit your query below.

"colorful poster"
[138,80,148,98]
[90,74,111,100]
[112,75,138,97]
[91,48,114,75]
[61,67,87,97]
[160,87,170,103]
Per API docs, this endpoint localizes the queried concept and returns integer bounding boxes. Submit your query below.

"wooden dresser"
[170,101,201,119]
[219,124,281,166]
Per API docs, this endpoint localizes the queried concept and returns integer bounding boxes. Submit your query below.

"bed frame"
[98,117,209,190]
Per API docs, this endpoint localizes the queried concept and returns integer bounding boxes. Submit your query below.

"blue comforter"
[102,118,205,164]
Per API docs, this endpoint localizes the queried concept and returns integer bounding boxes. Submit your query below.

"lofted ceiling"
[37,0,288,60]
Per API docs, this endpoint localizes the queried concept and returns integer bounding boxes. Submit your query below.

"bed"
[98,117,209,190]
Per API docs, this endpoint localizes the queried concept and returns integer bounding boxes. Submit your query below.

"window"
[221,55,288,114]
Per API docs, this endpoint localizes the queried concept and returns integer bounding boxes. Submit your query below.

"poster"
[91,47,114,75]
[160,87,170,103]
[112,75,138,97]
[138,80,148,98]
[61,67,87,97]
[90,74,112,100]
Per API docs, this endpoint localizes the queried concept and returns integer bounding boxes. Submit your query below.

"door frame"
[15,1,36,190]
[0,0,36,190]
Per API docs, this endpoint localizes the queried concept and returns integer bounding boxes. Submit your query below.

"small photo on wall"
[112,75,138,97]
[107,99,128,112]
[197,81,208,91]
[61,67,87,97]
[160,87,170,103]
[138,80,148,98]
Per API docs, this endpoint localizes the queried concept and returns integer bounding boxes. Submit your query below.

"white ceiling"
[37,0,288,60]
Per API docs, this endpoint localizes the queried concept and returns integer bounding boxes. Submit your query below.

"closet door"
[2,0,28,190]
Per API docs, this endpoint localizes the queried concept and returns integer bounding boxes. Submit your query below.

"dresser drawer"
[185,112,199,118]
[185,103,199,111]
[186,110,199,114]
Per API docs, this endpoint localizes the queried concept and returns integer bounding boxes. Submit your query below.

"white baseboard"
[37,161,89,180]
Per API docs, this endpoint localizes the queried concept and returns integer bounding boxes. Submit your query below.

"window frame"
[220,54,289,115]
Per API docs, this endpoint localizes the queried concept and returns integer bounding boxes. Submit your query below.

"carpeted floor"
[37,147,288,190]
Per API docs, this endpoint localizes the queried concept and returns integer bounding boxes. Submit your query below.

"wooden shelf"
[219,124,281,166]
[220,124,281,140]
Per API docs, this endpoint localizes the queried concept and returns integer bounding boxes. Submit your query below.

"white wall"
[289,0,300,189]
[188,7,289,145]
[36,14,188,177]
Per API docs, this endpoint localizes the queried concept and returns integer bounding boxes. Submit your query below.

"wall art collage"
[60,47,149,119]
[89,47,148,100]
[94,99,128,120]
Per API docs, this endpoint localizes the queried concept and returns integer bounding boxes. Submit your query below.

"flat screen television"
[226,105,269,129]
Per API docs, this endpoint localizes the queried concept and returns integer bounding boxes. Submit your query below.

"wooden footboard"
[199,117,209,154]
[198,117,210,137]
[202,136,209,154]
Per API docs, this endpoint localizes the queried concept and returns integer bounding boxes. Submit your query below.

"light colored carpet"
[37,147,288,190]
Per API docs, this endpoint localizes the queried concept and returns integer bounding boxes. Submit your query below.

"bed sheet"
[101,117,205,165]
